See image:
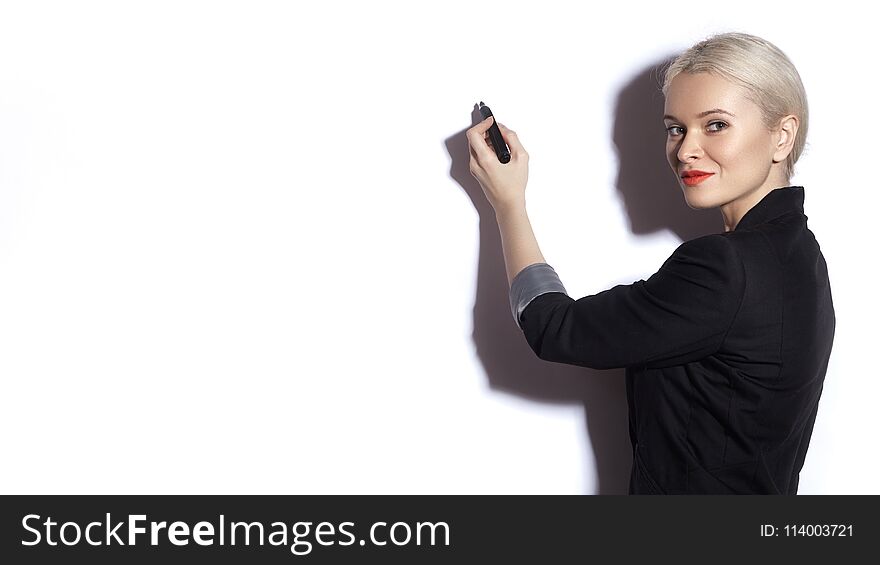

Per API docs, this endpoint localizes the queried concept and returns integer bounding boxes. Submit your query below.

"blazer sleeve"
[515,234,746,370]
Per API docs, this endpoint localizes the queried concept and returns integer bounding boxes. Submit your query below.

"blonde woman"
[467,32,835,494]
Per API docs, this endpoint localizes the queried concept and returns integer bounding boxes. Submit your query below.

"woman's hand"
[466,116,529,213]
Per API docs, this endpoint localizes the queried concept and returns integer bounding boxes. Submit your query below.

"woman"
[466,32,836,494]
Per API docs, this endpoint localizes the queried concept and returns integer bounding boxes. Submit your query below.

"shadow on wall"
[444,59,723,495]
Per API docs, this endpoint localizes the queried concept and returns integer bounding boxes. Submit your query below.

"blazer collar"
[734,186,805,231]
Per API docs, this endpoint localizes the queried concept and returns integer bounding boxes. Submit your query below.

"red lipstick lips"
[681,170,714,186]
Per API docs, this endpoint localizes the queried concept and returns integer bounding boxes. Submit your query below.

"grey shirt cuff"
[509,262,568,330]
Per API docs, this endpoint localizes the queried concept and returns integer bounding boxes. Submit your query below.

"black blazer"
[513,186,835,494]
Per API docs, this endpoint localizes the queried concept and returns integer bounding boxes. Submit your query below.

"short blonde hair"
[660,32,809,181]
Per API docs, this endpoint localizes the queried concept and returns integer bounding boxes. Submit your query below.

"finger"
[469,143,481,165]
[496,123,526,159]
[467,116,496,160]
[471,114,495,133]
[469,142,485,172]
[469,154,481,180]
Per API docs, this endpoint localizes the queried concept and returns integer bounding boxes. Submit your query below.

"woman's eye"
[665,121,728,136]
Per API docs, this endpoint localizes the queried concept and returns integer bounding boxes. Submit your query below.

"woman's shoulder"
[671,232,743,261]
[661,233,746,286]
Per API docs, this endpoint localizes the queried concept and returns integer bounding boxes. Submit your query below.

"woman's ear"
[772,114,799,163]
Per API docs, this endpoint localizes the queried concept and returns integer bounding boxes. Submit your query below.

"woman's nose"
[676,133,704,162]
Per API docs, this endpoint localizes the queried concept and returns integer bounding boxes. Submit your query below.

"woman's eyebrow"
[662,108,736,121]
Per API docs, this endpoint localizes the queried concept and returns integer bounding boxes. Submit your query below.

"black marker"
[478,101,511,163]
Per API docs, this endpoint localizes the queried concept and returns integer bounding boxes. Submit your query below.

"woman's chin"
[681,189,717,210]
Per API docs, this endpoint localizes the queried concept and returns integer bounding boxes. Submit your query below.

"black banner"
[1,495,875,563]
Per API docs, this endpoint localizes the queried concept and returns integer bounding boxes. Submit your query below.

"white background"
[1,0,875,494]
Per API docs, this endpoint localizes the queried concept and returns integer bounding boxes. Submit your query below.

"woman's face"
[663,71,789,212]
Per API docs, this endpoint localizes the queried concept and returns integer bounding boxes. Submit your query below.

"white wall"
[0,0,874,494]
